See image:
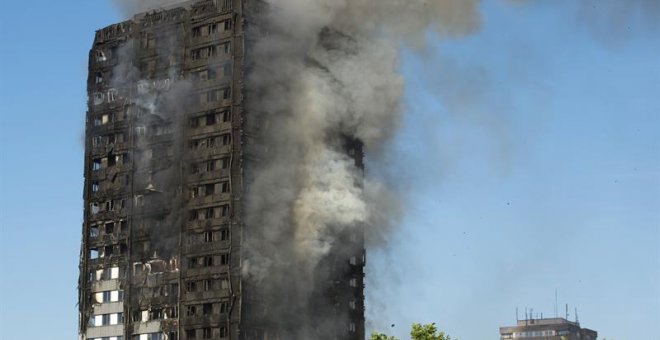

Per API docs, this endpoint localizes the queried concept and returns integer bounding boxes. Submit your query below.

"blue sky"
[0,1,658,340]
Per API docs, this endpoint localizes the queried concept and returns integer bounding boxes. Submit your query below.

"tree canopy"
[370,323,455,340]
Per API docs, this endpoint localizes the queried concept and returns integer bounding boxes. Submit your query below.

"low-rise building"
[500,317,597,340]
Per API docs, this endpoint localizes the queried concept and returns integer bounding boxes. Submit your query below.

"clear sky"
[0,1,658,340]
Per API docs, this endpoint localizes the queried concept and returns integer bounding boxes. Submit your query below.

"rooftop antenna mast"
[575,307,579,323]
[525,307,528,325]
[565,304,569,320]
[555,289,558,318]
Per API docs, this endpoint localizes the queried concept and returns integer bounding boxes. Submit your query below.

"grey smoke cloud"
[243,0,480,338]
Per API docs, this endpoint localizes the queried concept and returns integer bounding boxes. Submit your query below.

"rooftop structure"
[500,317,598,340]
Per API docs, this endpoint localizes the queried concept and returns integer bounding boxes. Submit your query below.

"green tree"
[410,323,453,340]
[369,332,399,340]
[370,323,456,340]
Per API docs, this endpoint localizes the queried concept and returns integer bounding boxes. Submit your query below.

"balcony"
[184,240,230,255]
[187,217,231,230]
[85,324,124,339]
[135,320,162,334]
[189,145,232,159]
[91,279,121,292]
[188,193,232,207]
[190,121,232,136]
[185,264,229,277]
[187,169,231,182]
[92,301,124,315]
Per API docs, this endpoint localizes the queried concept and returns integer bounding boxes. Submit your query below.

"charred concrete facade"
[499,318,598,340]
[78,1,365,340]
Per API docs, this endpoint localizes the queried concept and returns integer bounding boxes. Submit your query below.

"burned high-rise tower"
[78,1,366,340]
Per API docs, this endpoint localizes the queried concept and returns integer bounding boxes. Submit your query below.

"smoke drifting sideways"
[242,0,479,338]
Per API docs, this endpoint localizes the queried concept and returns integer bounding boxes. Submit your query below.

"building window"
[186,305,197,316]
[202,303,213,315]
[221,110,231,122]
[208,23,218,34]
[203,279,212,291]
[93,92,104,105]
[221,133,231,145]
[223,19,232,31]
[95,50,107,62]
[185,281,197,293]
[203,231,213,243]
[92,159,102,171]
[220,301,229,314]
[107,90,117,102]
[90,225,99,238]
[220,278,229,289]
